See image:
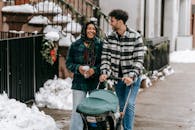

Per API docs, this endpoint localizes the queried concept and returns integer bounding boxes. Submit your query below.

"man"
[99,9,145,130]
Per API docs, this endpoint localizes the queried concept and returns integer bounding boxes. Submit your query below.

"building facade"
[100,0,192,52]
[0,0,193,52]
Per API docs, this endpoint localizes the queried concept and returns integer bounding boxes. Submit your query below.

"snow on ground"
[35,77,73,110]
[0,93,59,130]
[0,48,194,129]
[1,50,193,129]
[170,50,195,63]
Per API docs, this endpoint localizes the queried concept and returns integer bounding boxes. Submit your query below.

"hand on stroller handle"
[108,76,122,81]
[97,75,119,89]
[99,75,122,82]
[99,75,133,88]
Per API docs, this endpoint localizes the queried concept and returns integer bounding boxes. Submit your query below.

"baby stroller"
[77,88,118,130]
[77,78,132,130]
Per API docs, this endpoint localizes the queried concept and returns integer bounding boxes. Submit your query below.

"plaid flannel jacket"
[100,28,145,82]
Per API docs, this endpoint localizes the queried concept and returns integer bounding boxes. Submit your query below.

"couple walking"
[66,9,146,130]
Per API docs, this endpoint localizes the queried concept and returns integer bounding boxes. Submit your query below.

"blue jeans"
[115,77,141,130]
[69,90,86,130]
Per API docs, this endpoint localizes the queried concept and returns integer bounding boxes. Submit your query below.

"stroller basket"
[77,89,119,116]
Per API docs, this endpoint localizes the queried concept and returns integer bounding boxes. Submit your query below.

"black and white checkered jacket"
[100,27,146,82]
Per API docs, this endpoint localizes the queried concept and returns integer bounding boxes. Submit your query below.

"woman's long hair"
[81,21,98,66]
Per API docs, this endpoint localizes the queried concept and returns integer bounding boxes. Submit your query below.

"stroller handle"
[108,76,122,81]
[96,76,122,89]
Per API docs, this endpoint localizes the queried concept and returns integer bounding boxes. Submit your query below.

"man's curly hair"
[109,9,129,24]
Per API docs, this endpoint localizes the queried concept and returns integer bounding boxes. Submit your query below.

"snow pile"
[35,77,73,110]
[64,21,82,34]
[170,50,195,63]
[45,31,60,42]
[43,25,62,34]
[29,15,51,25]
[140,65,174,89]
[2,4,37,13]
[150,65,174,81]
[59,33,76,46]
[0,93,59,130]
[35,1,62,13]
[53,14,72,23]
[141,74,152,88]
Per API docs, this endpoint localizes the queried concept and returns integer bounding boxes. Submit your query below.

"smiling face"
[86,23,96,39]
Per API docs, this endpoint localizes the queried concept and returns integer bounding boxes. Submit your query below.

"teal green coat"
[66,37,102,92]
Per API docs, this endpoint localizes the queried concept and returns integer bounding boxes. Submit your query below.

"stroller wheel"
[115,117,122,130]
[105,119,110,130]
[105,116,114,130]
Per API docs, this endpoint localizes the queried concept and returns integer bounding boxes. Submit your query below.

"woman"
[66,21,103,130]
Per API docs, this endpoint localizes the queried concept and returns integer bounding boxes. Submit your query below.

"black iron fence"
[0,32,58,102]
[144,37,170,72]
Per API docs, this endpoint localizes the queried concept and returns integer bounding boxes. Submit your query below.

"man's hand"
[99,74,108,82]
[122,77,133,86]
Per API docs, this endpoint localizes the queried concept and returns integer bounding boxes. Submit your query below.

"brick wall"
[0,2,3,31]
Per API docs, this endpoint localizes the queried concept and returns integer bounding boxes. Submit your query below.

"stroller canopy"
[77,89,119,115]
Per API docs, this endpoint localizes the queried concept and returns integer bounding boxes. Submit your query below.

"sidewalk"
[134,63,195,130]
[41,63,195,130]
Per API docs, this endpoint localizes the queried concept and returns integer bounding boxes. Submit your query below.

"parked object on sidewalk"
[144,37,170,72]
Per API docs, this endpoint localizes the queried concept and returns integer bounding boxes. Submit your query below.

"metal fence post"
[6,39,10,97]
[33,35,36,96]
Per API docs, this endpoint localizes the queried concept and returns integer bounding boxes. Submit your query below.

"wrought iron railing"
[1,0,110,36]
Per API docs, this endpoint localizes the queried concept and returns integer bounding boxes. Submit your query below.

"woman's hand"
[78,66,85,75]
[84,68,95,78]
[79,66,94,78]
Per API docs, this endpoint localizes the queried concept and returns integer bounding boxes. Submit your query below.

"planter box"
[144,37,170,71]
[2,11,33,31]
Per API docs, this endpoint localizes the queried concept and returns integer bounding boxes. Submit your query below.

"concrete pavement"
[134,63,195,130]
[41,63,195,130]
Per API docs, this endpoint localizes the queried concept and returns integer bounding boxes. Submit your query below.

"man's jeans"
[115,77,141,130]
[69,90,86,130]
